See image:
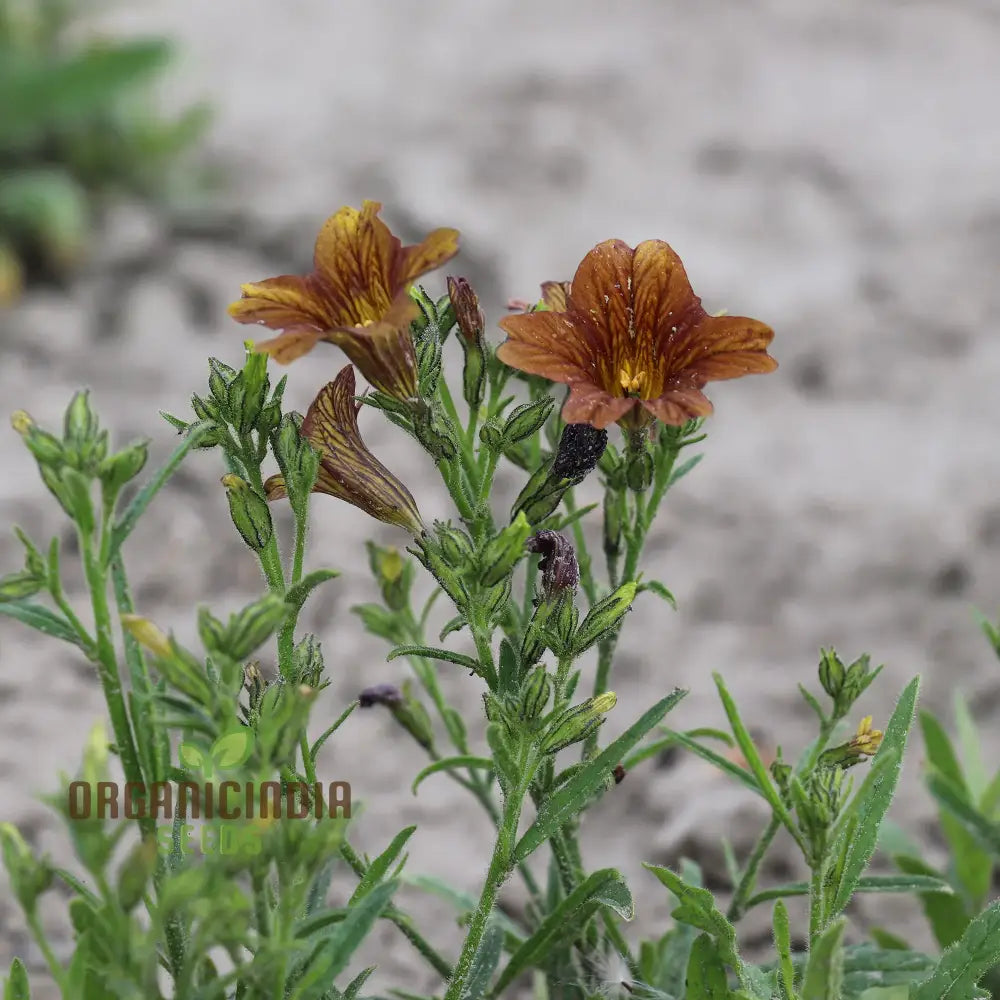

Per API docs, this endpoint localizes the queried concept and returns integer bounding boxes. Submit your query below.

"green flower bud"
[390,682,436,752]
[479,420,505,454]
[197,606,227,652]
[410,533,470,611]
[482,576,513,624]
[480,512,532,587]
[63,390,99,449]
[0,570,43,600]
[511,458,570,526]
[461,344,486,410]
[191,393,220,423]
[0,822,53,914]
[417,336,444,397]
[208,358,238,405]
[572,581,637,655]
[518,667,552,721]
[435,522,475,568]
[292,633,324,687]
[503,396,555,445]
[243,662,266,715]
[97,441,148,495]
[222,474,274,552]
[223,593,291,661]
[11,411,65,466]
[540,692,617,754]
[116,837,157,912]
[818,648,845,700]
[624,435,654,493]
[412,401,458,462]
[366,541,412,611]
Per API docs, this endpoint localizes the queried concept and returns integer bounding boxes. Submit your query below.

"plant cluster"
[0,0,208,299]
[1,200,999,999]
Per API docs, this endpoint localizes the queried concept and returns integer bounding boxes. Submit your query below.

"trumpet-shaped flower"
[497,239,776,430]
[229,201,459,399]
[264,366,422,532]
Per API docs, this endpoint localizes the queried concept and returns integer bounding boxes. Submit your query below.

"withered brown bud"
[552,424,608,482]
[447,276,484,345]
[358,683,404,708]
[526,530,579,598]
[613,764,627,784]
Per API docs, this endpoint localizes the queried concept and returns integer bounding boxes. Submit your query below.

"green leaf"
[829,676,920,916]
[493,869,633,994]
[801,917,845,1000]
[349,829,415,904]
[178,743,205,771]
[292,880,397,999]
[912,898,1000,999]
[400,874,524,942]
[857,989,910,1000]
[713,673,802,846]
[772,901,796,999]
[684,933,730,999]
[638,579,677,609]
[343,967,375,1000]
[747,873,953,909]
[633,729,759,793]
[841,944,934,990]
[893,854,970,950]
[920,709,966,789]
[285,569,341,612]
[108,421,214,561]
[868,928,911,951]
[411,757,493,795]
[387,644,482,674]
[953,692,987,801]
[464,921,503,1000]
[0,599,92,652]
[927,770,1000,855]
[4,957,29,1000]
[668,453,704,487]
[645,864,742,977]
[513,690,686,862]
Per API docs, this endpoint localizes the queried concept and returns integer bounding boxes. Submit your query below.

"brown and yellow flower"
[497,239,777,430]
[264,365,422,533]
[229,201,459,400]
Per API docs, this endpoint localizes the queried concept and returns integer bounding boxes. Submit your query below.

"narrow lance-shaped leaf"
[912,898,1000,1000]
[801,917,846,1000]
[411,757,493,795]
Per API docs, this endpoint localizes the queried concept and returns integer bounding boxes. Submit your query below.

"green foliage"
[0,0,209,293]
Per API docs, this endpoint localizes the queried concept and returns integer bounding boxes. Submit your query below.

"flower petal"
[263,474,288,501]
[228,275,331,331]
[561,382,637,430]
[676,315,778,380]
[326,292,419,399]
[496,310,594,382]
[255,329,325,364]
[312,201,397,326]
[566,239,635,352]
[641,384,714,426]
[540,280,572,312]
[302,366,423,532]
[398,227,460,283]
[631,240,703,346]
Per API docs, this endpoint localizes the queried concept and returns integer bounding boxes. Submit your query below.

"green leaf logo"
[178,730,254,778]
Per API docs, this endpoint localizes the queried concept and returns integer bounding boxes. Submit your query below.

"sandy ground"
[3,0,1000,995]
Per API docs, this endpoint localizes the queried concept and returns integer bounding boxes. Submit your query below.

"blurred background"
[2,0,1000,992]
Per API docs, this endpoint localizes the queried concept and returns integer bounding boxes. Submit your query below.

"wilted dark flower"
[497,239,776,430]
[229,201,459,399]
[526,530,579,598]
[358,683,404,708]
[552,423,608,481]
[264,366,422,532]
[446,276,484,344]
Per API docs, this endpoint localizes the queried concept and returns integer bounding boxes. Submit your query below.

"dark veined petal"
[631,240,704,348]
[228,274,332,332]
[671,314,778,380]
[495,310,594,381]
[565,239,635,356]
[326,292,420,400]
[561,382,637,430]
[397,226,460,284]
[640,383,714,426]
[299,366,422,532]
[540,280,572,312]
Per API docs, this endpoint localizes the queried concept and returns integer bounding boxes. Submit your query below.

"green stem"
[564,489,598,607]
[339,842,453,979]
[27,912,68,993]
[809,863,826,943]
[79,528,148,835]
[727,815,780,922]
[444,753,536,1000]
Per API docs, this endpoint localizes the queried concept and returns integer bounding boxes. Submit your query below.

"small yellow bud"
[10,410,33,435]
[121,614,172,659]
[591,691,618,715]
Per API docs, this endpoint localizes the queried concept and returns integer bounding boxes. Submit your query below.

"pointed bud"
[366,541,412,611]
[121,614,173,659]
[518,667,552,721]
[0,571,43,600]
[410,531,470,610]
[480,512,532,587]
[222,474,274,552]
[243,662,266,714]
[63,390,99,449]
[389,683,436,752]
[224,593,291,661]
[11,410,65,467]
[572,582,637,655]
[503,396,555,445]
[511,458,569,526]
[197,606,227,652]
[818,648,845,700]
[116,837,157,912]
[412,400,458,462]
[98,441,148,496]
[540,692,617,754]
[292,633,324,687]
[0,823,53,915]
[359,683,403,708]
[479,420,505,453]
[447,278,487,409]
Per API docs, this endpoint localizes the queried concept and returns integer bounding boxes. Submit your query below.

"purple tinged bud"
[552,424,608,482]
[359,683,404,708]
[526,530,579,598]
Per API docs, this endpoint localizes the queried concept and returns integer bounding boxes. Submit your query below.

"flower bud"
[292,633,324,687]
[526,530,579,599]
[98,441,148,496]
[120,614,172,659]
[11,410,65,467]
[819,716,884,769]
[359,683,403,708]
[116,837,157,913]
[540,692,617,754]
[224,593,291,661]
[572,581,637,655]
[0,823,53,914]
[624,432,654,493]
[191,393,221,423]
[518,667,552,721]
[197,606,227,652]
[412,401,458,462]
[503,397,555,445]
[63,390,99,449]
[511,458,569,526]
[366,541,412,612]
[227,349,270,435]
[389,683,436,752]
[552,424,608,483]
[480,512,532,587]
[479,421,504,453]
[222,474,274,552]
[208,357,238,406]
[447,277,485,345]
[0,570,43,600]
[818,648,845,700]
[410,531,470,610]
[244,662,266,714]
